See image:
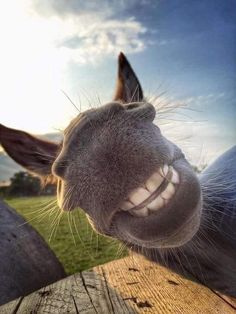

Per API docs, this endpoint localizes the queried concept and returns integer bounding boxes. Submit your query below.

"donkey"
[1,53,235,296]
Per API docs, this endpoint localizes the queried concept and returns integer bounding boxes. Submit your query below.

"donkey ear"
[0,124,60,177]
[113,52,144,103]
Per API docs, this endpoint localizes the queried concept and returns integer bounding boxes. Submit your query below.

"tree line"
[0,171,56,197]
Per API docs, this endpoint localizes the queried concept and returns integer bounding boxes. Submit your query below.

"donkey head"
[0,53,202,248]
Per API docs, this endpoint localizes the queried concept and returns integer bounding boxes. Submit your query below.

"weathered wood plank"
[80,269,135,313]
[0,297,23,314]
[12,272,96,313]
[0,255,235,313]
[218,293,236,310]
[95,255,236,313]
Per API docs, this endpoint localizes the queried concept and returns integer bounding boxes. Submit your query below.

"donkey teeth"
[160,164,169,177]
[145,171,164,193]
[120,165,179,215]
[147,195,165,211]
[120,200,134,211]
[161,182,175,200]
[129,187,150,206]
[171,168,180,184]
[130,207,149,217]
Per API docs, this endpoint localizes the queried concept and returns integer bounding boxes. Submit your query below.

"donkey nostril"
[125,102,156,121]
[125,103,140,110]
[52,160,68,178]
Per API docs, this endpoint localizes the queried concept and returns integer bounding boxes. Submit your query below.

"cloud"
[33,0,130,18]
[160,116,234,166]
[57,18,146,64]
[32,0,156,18]
[147,91,234,166]
[178,92,226,106]
[30,0,149,64]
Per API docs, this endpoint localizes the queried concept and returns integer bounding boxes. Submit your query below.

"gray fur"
[53,101,201,250]
[1,53,235,297]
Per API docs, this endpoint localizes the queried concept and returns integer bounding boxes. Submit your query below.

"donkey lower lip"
[119,164,180,217]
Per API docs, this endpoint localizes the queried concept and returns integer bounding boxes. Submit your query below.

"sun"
[0,1,74,134]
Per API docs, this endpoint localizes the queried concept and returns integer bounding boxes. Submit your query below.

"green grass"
[5,196,127,275]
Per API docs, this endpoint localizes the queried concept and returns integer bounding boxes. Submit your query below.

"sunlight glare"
[0,0,75,134]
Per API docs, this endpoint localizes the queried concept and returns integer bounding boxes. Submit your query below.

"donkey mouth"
[119,164,180,217]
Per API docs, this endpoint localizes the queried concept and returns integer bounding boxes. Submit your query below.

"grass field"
[5,196,127,275]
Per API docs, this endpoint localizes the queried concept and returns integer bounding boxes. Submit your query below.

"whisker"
[61,89,80,113]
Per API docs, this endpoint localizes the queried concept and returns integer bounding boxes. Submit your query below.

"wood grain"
[0,255,235,313]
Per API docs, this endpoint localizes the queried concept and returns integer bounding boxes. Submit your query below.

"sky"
[0,0,235,165]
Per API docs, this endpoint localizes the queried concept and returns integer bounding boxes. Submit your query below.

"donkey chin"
[110,159,203,249]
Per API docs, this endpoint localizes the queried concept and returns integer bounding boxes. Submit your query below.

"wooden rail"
[1,255,236,313]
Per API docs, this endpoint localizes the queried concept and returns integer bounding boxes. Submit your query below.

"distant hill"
[0,132,62,182]
[0,153,22,182]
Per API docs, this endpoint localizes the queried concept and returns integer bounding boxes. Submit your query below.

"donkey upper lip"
[119,164,180,217]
